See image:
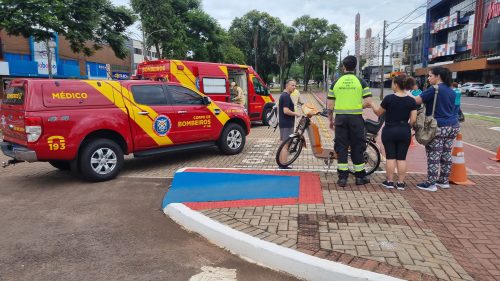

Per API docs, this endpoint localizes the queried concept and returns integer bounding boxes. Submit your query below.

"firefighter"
[327,56,373,187]
[230,82,245,106]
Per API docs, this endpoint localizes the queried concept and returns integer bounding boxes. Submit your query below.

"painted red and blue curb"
[162,168,323,210]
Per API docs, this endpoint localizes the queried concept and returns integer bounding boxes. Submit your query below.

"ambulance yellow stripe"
[170,60,230,125]
[218,66,228,78]
[262,96,272,103]
[84,81,173,146]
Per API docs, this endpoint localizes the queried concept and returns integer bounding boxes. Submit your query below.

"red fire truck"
[135,59,275,125]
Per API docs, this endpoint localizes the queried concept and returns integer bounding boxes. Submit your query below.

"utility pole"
[142,29,147,61]
[326,61,330,92]
[380,20,387,100]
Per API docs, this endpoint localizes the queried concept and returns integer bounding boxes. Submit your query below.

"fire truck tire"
[218,123,245,155]
[262,106,272,126]
[79,138,124,182]
[49,161,71,171]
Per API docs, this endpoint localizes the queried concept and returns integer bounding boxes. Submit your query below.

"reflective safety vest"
[327,73,372,114]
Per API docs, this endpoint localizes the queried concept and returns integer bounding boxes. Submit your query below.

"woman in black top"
[370,75,417,190]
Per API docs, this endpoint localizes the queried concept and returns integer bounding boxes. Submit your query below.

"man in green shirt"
[327,56,373,187]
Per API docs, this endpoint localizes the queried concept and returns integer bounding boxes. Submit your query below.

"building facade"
[0,31,162,98]
[411,24,425,69]
[415,0,500,83]
[360,28,380,67]
[126,38,160,76]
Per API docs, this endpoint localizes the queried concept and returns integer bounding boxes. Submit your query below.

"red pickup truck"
[1,79,250,181]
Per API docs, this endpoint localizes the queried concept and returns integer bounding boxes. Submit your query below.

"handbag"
[414,85,439,145]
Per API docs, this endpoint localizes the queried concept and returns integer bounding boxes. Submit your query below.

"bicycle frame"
[289,114,336,166]
[276,107,383,174]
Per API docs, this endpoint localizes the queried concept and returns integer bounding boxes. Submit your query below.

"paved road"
[459,96,500,118]
[0,174,298,281]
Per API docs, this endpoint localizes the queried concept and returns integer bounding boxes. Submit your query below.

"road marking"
[461,103,500,109]
[462,141,496,155]
[190,266,237,281]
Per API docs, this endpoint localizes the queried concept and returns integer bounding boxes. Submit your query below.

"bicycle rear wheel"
[276,136,304,168]
[348,141,381,175]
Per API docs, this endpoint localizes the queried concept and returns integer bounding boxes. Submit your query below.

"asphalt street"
[366,88,500,118]
[0,173,298,281]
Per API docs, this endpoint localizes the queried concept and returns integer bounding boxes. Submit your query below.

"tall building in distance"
[360,28,380,67]
[355,13,361,74]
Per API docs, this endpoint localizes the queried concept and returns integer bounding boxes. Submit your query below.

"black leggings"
[381,125,411,160]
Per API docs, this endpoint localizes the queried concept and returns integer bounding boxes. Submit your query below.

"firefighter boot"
[355,170,370,185]
[337,171,349,187]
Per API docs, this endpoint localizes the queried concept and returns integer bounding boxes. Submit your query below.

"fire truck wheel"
[262,106,272,126]
[79,138,124,182]
[49,161,71,171]
[218,123,245,155]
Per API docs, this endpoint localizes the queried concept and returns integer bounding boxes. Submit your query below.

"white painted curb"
[165,203,405,281]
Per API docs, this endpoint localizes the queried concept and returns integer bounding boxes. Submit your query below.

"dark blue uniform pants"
[334,114,366,178]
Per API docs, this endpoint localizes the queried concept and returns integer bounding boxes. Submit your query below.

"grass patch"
[464,113,500,125]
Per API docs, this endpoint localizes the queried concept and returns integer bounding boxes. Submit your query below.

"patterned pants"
[425,125,460,184]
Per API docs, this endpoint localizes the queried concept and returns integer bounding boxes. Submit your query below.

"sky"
[111,0,427,58]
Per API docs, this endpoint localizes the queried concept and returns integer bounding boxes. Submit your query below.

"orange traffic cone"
[449,133,475,185]
[409,131,416,147]
[489,145,500,162]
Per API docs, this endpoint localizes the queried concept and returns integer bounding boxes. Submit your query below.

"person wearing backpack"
[412,67,459,191]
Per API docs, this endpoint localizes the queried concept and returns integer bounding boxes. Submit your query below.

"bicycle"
[275,104,383,175]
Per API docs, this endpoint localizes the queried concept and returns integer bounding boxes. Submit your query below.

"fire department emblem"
[153,115,171,137]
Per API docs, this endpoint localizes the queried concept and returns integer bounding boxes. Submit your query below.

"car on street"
[460,82,484,96]
[475,84,500,98]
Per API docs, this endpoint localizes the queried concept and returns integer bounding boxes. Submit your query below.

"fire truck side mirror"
[202,96,211,105]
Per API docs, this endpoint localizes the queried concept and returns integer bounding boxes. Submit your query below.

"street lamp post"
[142,29,168,61]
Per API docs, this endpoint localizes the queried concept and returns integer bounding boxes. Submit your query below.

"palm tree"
[269,24,295,91]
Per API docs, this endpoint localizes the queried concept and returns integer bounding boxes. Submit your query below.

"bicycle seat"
[365,114,385,135]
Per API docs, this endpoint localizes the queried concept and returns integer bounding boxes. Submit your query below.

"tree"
[132,0,234,63]
[229,10,283,83]
[269,24,295,91]
[292,16,345,91]
[0,0,135,77]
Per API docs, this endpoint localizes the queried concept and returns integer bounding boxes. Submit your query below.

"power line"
[386,4,427,36]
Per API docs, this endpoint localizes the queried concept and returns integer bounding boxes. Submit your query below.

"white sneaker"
[416,182,438,192]
[436,181,450,189]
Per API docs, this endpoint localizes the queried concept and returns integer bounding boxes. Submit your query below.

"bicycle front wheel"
[276,136,304,168]
[348,141,381,175]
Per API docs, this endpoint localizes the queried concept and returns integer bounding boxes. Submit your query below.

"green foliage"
[229,10,283,83]
[268,23,296,90]
[292,15,345,91]
[132,0,237,63]
[0,0,135,59]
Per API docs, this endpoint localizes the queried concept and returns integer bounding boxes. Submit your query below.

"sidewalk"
[164,169,500,281]
[162,93,500,281]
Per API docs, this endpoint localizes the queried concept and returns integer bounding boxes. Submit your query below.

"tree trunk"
[279,65,283,91]
[155,44,161,59]
[46,39,53,79]
[284,63,291,82]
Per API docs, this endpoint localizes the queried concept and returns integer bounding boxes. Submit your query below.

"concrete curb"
[165,203,405,281]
